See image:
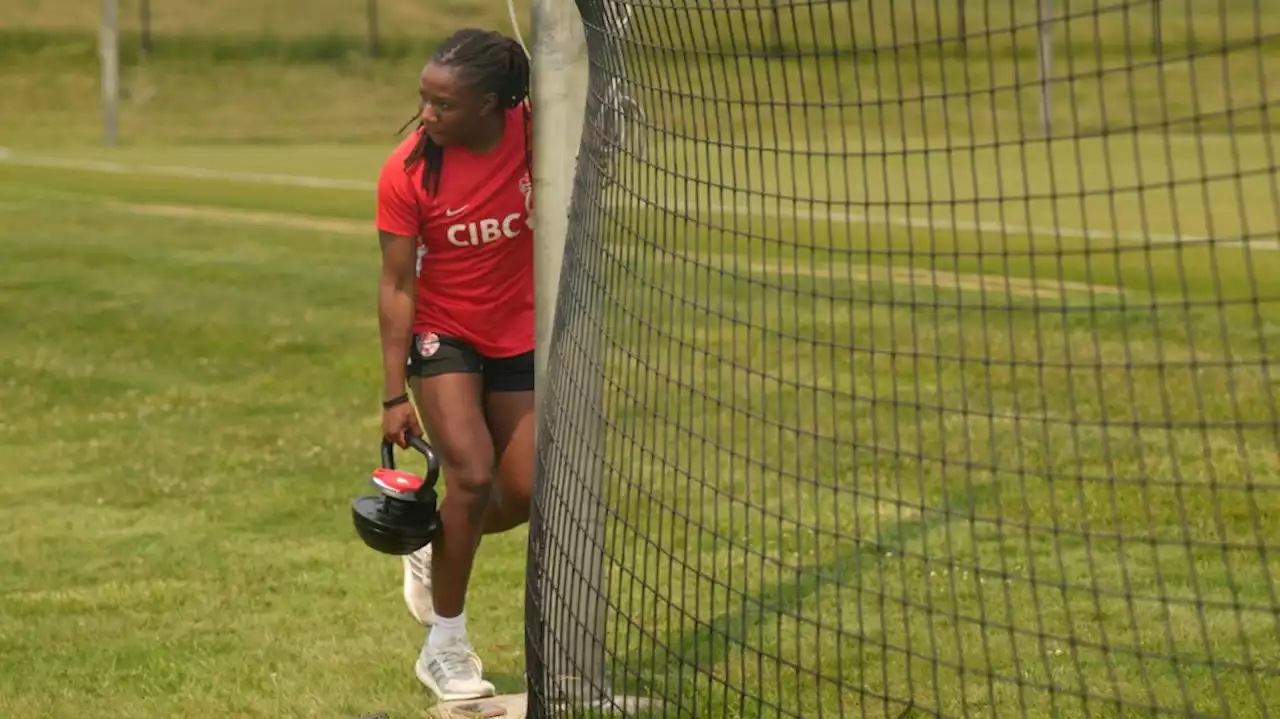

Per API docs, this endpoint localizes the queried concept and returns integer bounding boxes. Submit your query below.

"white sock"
[428,611,467,649]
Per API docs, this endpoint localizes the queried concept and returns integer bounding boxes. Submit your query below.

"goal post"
[526,0,611,708]
[98,0,119,147]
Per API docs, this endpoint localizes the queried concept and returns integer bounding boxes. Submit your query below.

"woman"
[375,27,534,703]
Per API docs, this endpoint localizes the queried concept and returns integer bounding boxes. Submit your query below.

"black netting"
[526,1,1280,717]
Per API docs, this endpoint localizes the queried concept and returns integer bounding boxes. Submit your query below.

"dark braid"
[402,29,532,198]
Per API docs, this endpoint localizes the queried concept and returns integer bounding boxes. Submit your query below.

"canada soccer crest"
[417,332,440,358]
[520,172,534,222]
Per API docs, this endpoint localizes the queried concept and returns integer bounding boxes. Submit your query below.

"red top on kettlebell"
[371,468,425,498]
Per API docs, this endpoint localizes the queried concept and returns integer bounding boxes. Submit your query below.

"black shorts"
[407,332,534,392]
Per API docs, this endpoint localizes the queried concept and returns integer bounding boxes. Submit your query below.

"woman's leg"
[412,371,493,626]
[401,347,530,622]
[405,340,499,702]
[398,344,531,704]
[478,349,535,535]
[481,387,534,534]
[404,393,521,627]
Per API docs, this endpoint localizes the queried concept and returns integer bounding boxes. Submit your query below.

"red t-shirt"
[375,105,534,358]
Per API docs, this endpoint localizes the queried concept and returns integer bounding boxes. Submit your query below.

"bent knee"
[443,456,496,499]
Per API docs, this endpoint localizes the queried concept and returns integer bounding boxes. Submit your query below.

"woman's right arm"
[378,231,417,403]
[375,157,425,445]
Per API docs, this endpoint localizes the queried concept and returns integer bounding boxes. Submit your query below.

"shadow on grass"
[605,477,1005,710]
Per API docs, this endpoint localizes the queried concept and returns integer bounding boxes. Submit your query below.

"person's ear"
[479,92,499,116]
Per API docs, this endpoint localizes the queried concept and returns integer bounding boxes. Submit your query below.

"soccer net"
[526,0,1280,717]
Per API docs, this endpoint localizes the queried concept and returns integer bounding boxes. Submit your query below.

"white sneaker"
[414,636,497,702]
[402,544,434,625]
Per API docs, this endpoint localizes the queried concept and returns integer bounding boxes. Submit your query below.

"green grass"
[551,138,1280,717]
[0,163,534,719]
[0,47,433,146]
[3,0,1279,717]
[2,137,1278,719]
[1,0,530,147]
[11,0,527,37]
[581,212,1280,716]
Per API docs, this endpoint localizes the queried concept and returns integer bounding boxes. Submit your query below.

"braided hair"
[402,29,532,198]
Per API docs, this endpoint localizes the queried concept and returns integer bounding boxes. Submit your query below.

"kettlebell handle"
[380,433,441,495]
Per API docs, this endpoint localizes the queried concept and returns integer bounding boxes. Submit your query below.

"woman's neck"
[459,110,508,155]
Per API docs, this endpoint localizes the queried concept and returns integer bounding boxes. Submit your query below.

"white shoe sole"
[402,550,434,626]
[414,657,496,703]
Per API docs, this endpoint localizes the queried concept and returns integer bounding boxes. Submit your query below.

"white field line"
[3,148,1275,250]
[638,201,1279,250]
[114,201,372,235]
[755,131,1277,154]
[730,204,1196,246]
[714,257,1123,299]
[0,149,374,191]
[89,200,1118,300]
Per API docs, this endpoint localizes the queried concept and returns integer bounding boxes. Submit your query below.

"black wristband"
[382,393,410,410]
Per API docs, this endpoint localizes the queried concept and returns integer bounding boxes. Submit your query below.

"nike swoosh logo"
[444,206,467,217]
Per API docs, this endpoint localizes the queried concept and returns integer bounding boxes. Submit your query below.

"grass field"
[0,150,539,719]
[2,141,1276,718]
[3,0,1279,718]
[538,126,1280,717]
[1,0,531,147]
[533,2,1280,717]
[572,150,1280,717]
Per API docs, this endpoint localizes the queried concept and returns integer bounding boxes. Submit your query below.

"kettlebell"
[351,433,442,555]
